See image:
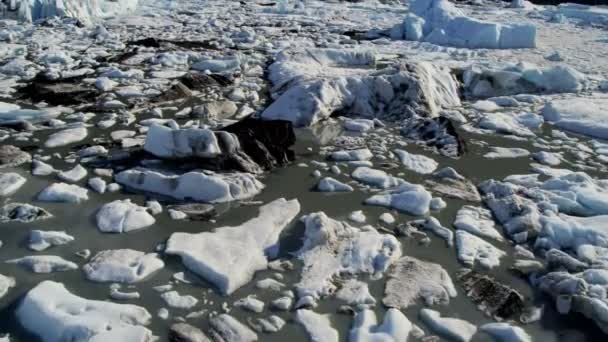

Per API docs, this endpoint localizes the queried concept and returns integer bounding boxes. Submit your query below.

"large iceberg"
[2,0,139,23]
[391,0,536,49]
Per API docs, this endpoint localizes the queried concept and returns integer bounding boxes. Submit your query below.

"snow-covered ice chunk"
[484,147,530,159]
[58,165,87,183]
[44,127,87,148]
[6,255,78,273]
[234,296,264,313]
[83,249,164,283]
[317,177,354,192]
[394,149,438,174]
[295,309,339,342]
[335,279,376,306]
[165,198,300,294]
[0,274,15,299]
[455,230,505,269]
[349,309,412,342]
[143,124,222,159]
[481,323,531,342]
[383,256,457,309]
[329,149,373,161]
[542,98,608,139]
[420,308,477,342]
[365,183,433,215]
[295,212,401,301]
[115,168,263,203]
[454,206,504,242]
[352,167,404,189]
[96,199,155,233]
[392,0,536,49]
[28,230,74,251]
[16,280,152,342]
[161,291,198,310]
[0,172,26,196]
[37,183,88,203]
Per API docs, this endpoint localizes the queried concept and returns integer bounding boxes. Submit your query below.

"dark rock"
[169,323,211,342]
[223,117,296,171]
[153,82,193,102]
[458,269,526,320]
[0,203,52,223]
[17,75,98,106]
[401,116,465,158]
[166,203,216,221]
[0,145,31,168]
[181,73,232,89]
[127,37,161,48]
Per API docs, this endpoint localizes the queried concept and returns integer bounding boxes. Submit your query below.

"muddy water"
[0,119,605,341]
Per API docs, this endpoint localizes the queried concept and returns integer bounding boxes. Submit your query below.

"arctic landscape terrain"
[1,0,608,341]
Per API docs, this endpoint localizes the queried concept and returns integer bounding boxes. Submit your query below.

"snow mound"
[261,48,460,126]
[391,0,536,49]
[83,249,164,283]
[115,168,263,203]
[165,198,300,294]
[294,212,401,303]
[16,280,153,342]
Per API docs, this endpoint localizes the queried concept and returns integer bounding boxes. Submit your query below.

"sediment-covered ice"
[165,198,300,294]
[16,280,153,342]
[383,256,457,309]
[209,314,257,342]
[294,212,401,303]
[83,249,164,283]
[115,168,263,203]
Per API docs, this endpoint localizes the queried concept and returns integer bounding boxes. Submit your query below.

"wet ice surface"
[2,0,608,341]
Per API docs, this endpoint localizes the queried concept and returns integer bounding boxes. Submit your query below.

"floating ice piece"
[6,255,78,273]
[37,183,88,203]
[420,309,477,342]
[165,198,300,294]
[455,230,505,269]
[28,230,74,251]
[343,119,375,132]
[16,280,152,342]
[478,112,541,137]
[542,98,608,139]
[365,183,433,215]
[454,206,504,242]
[208,314,257,342]
[161,291,198,310]
[330,149,373,161]
[411,217,454,246]
[234,296,264,313]
[0,203,52,223]
[0,274,15,299]
[295,310,339,342]
[115,168,263,203]
[394,149,438,174]
[533,151,561,166]
[481,323,531,342]
[295,212,401,301]
[352,167,404,189]
[484,147,530,159]
[383,256,456,309]
[0,102,59,124]
[0,172,26,196]
[83,249,164,283]
[349,309,412,342]
[392,0,535,49]
[191,58,241,73]
[317,177,354,192]
[58,165,87,183]
[32,160,56,176]
[96,199,155,233]
[44,127,88,148]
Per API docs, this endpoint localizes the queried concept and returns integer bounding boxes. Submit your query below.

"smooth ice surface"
[165,198,300,294]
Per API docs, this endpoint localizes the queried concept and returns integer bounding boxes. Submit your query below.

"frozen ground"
[2,0,608,341]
